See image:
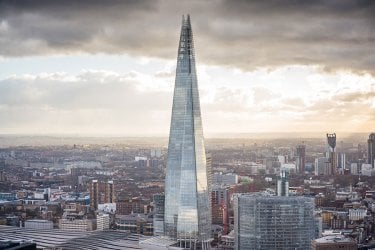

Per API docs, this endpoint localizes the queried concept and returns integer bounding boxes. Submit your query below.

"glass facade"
[153,193,165,236]
[234,193,315,250]
[164,15,211,247]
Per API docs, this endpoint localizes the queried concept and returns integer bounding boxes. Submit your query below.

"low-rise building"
[349,208,367,221]
[0,193,17,201]
[25,219,53,230]
[59,218,93,231]
[311,235,357,250]
[115,214,153,236]
[116,197,143,215]
[96,213,110,230]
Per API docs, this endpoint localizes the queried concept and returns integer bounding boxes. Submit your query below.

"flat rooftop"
[315,235,356,244]
[0,225,149,249]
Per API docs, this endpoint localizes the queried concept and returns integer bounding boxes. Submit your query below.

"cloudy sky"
[0,0,374,136]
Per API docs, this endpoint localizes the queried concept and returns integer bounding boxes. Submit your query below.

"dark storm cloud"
[0,0,374,74]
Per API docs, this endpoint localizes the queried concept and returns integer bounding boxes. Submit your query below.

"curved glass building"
[164,15,211,249]
[234,193,315,250]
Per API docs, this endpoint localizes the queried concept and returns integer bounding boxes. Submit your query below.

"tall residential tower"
[164,15,211,249]
[327,133,337,175]
[296,144,306,174]
[368,133,375,167]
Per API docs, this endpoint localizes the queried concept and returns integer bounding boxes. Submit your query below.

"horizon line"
[0,131,372,138]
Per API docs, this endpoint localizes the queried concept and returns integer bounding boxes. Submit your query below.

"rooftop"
[315,235,356,244]
[0,225,149,249]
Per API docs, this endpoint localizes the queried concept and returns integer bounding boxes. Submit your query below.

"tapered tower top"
[177,14,195,74]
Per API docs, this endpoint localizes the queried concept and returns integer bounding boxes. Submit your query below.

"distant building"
[97,203,116,214]
[350,163,358,175]
[337,153,346,173]
[278,155,288,164]
[315,216,323,239]
[234,193,315,250]
[116,197,142,215]
[361,163,375,176]
[335,191,358,201]
[150,149,162,158]
[220,231,235,250]
[211,185,230,233]
[311,235,357,250]
[0,193,16,201]
[152,193,165,236]
[315,157,329,176]
[281,163,296,173]
[296,144,306,174]
[6,216,19,227]
[71,167,87,187]
[348,208,367,221]
[277,168,289,197]
[368,133,375,167]
[59,218,93,231]
[89,180,115,210]
[326,133,337,175]
[213,172,238,186]
[33,188,50,201]
[24,219,53,230]
[115,214,153,236]
[96,213,110,230]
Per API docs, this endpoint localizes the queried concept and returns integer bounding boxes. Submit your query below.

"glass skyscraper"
[164,15,211,248]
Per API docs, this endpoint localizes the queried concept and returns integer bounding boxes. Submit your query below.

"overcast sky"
[0,0,374,136]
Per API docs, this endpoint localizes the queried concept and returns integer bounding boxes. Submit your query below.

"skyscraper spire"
[177,14,195,74]
[164,15,211,249]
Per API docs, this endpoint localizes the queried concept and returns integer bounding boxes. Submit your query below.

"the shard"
[164,15,211,249]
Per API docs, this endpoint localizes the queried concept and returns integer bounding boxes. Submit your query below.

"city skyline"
[0,0,374,135]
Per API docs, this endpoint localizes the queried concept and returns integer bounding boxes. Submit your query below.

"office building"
[89,180,115,210]
[315,157,329,176]
[277,168,289,197]
[348,208,367,221]
[350,163,358,175]
[234,193,315,250]
[164,15,211,248]
[96,213,110,230]
[296,144,306,174]
[115,213,153,236]
[368,133,375,167]
[153,193,165,236]
[337,152,346,173]
[59,218,93,231]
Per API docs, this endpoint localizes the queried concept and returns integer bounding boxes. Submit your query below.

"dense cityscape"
[0,133,375,249]
[1,1,375,250]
